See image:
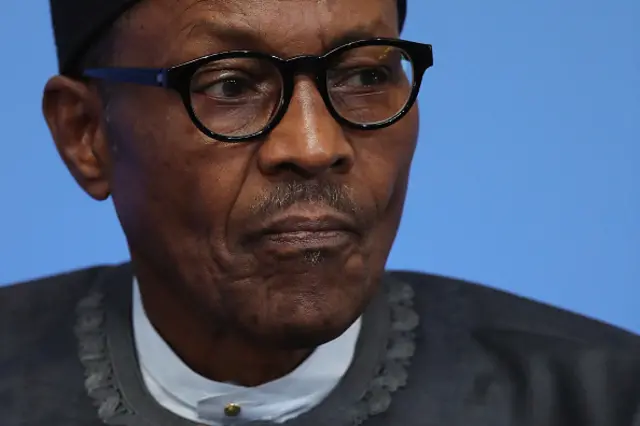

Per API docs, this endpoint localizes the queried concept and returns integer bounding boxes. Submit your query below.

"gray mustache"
[250,181,362,218]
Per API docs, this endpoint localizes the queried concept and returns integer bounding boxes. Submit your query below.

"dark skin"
[42,0,419,386]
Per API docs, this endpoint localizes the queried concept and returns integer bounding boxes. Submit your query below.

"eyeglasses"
[83,38,433,142]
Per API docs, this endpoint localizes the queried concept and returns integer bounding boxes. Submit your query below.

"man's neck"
[137,279,314,387]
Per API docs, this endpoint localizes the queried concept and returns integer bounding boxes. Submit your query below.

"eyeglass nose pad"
[282,56,330,92]
[287,55,323,75]
[272,56,332,123]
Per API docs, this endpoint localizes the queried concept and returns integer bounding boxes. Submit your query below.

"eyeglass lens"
[188,45,415,138]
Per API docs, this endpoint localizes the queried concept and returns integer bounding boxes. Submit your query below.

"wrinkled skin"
[43,0,419,385]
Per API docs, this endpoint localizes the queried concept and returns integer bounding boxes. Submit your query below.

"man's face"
[55,0,419,346]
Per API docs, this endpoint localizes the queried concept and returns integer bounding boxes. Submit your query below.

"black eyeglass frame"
[83,38,433,142]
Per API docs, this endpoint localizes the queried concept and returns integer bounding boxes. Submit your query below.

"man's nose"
[257,78,355,179]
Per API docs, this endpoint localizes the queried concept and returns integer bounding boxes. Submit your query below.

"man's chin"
[248,313,358,350]
[220,256,374,348]
[238,288,365,349]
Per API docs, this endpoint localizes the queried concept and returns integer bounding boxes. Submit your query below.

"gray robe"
[2,263,640,425]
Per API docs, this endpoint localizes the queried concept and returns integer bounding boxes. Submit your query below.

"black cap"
[50,0,408,74]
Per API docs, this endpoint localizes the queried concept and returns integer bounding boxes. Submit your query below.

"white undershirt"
[132,279,362,425]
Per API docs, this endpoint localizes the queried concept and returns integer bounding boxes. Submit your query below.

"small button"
[224,403,242,417]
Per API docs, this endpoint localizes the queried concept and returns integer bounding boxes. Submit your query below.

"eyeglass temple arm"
[82,68,168,88]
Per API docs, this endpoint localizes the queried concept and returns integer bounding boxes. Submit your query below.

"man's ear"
[42,76,113,201]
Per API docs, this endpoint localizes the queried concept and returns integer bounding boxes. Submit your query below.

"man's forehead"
[50,0,406,73]
[113,0,398,62]
[157,0,394,18]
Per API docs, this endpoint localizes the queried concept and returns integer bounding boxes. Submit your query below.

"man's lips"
[246,212,360,250]
[262,214,358,235]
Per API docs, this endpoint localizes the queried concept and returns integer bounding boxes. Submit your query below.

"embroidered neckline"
[75,275,419,426]
[75,290,131,424]
[347,278,419,425]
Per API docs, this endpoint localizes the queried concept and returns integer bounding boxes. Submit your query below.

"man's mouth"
[249,211,360,251]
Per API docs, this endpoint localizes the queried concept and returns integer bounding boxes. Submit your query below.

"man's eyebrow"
[181,20,392,55]
[323,27,390,52]
[182,20,272,51]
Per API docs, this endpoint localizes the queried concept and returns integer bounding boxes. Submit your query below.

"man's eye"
[204,79,250,98]
[335,68,391,88]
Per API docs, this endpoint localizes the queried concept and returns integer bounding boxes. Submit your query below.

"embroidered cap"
[49,0,408,75]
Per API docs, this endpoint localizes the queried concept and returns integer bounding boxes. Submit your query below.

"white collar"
[132,279,362,425]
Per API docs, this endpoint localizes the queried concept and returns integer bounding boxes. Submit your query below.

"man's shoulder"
[388,270,640,425]
[0,266,119,426]
[0,265,118,331]
[388,269,640,348]
[1,265,107,305]
[0,264,125,369]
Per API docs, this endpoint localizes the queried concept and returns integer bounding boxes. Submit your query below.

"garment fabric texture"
[48,0,408,74]
[2,263,640,426]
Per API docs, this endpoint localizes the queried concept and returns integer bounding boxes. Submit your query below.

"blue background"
[1,1,638,331]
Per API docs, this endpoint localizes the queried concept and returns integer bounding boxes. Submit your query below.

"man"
[1,0,639,425]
